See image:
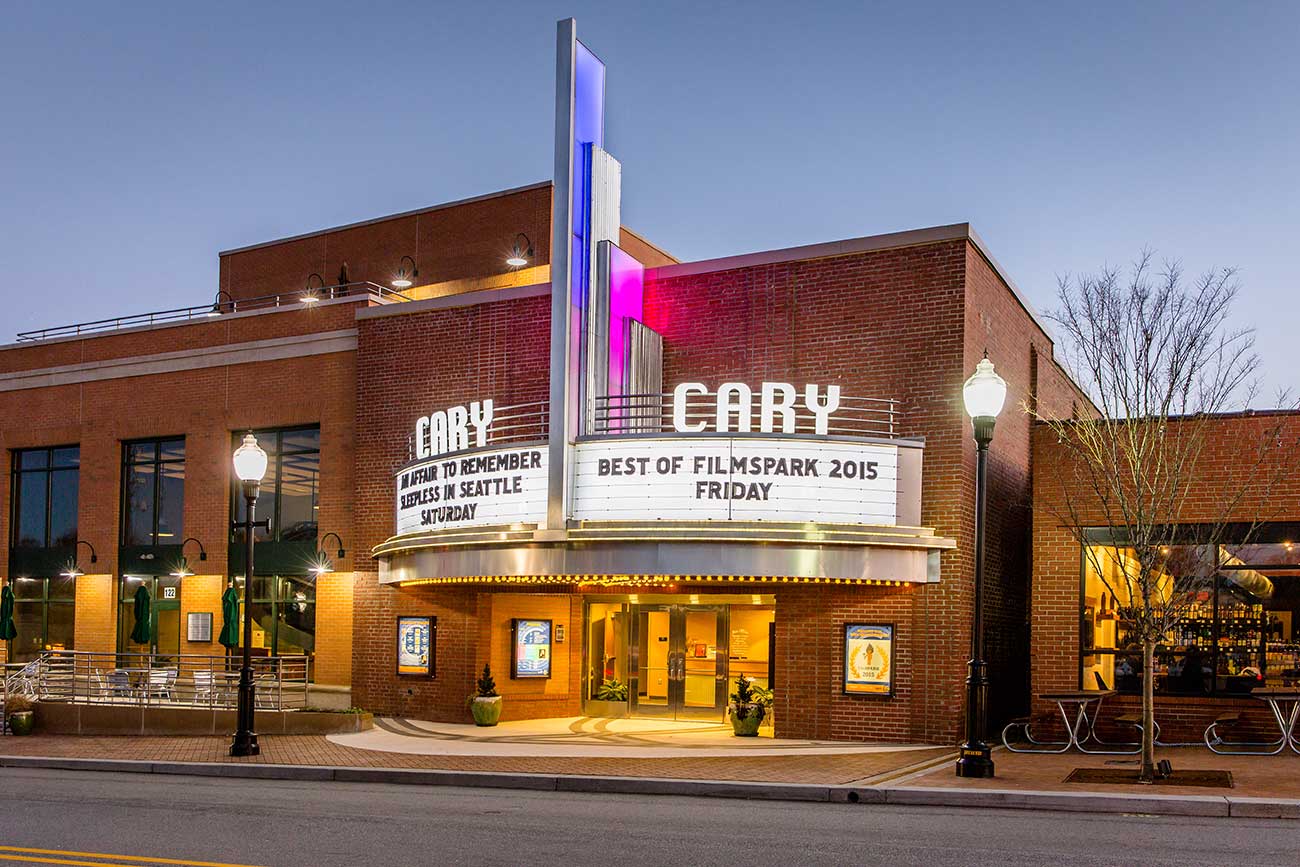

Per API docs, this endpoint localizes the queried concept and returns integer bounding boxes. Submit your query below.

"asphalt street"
[1,768,1298,867]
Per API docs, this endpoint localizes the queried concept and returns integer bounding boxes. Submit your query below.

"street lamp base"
[955,744,994,778]
[230,732,260,757]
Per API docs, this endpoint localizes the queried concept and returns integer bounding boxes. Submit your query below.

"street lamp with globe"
[230,432,268,757]
[956,354,1007,778]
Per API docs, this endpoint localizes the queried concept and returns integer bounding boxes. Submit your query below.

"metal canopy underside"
[375,521,954,586]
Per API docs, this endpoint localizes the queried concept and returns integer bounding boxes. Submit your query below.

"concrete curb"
[2,754,1297,818]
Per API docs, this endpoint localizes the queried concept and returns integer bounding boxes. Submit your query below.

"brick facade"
[1030,412,1300,742]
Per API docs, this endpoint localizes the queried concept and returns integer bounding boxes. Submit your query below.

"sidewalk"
[4,721,1300,818]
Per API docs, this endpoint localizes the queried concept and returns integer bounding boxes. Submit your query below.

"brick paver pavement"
[0,734,954,785]
[903,746,1300,799]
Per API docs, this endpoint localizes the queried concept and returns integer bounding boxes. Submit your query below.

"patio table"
[1252,689,1300,755]
[1038,690,1119,753]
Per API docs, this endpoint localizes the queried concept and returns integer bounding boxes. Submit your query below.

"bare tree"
[1033,251,1296,782]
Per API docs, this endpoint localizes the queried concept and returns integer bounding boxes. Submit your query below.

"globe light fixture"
[232,432,268,488]
[962,354,1008,423]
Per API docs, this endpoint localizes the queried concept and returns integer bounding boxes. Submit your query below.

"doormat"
[1064,768,1233,788]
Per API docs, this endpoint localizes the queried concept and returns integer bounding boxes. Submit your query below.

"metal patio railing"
[1,649,308,715]
[15,281,410,342]
[591,391,900,438]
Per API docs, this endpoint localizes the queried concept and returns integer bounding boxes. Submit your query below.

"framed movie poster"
[396,616,435,677]
[843,623,894,696]
[511,618,552,679]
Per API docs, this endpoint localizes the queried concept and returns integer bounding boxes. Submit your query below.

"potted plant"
[467,663,502,726]
[587,677,629,718]
[5,693,35,736]
[728,675,773,737]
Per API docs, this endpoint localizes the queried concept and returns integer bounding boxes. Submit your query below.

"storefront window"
[241,574,316,673]
[122,439,185,546]
[10,446,80,548]
[1081,530,1300,697]
[7,575,75,663]
[230,427,319,543]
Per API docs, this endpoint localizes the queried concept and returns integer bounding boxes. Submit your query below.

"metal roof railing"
[15,281,410,343]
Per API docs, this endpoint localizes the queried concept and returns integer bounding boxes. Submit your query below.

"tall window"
[1081,528,1300,697]
[122,439,185,546]
[10,446,80,548]
[230,427,319,542]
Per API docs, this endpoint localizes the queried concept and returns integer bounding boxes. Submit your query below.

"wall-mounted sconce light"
[506,233,534,268]
[303,273,325,304]
[391,256,418,289]
[208,290,234,317]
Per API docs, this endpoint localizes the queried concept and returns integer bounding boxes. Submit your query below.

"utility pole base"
[230,732,260,757]
[955,745,994,778]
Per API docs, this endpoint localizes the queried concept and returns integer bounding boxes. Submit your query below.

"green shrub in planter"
[6,693,35,736]
[728,675,773,737]
[467,663,502,726]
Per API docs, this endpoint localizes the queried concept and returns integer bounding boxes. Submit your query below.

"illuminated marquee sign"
[571,437,897,524]
[413,400,494,459]
[395,444,548,535]
[394,382,898,535]
[670,382,841,434]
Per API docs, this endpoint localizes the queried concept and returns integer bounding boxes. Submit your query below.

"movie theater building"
[0,19,1083,743]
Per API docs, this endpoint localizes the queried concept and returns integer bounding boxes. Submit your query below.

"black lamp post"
[230,432,268,757]
[956,353,1007,779]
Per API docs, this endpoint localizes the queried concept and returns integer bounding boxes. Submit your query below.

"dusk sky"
[2,1,1296,401]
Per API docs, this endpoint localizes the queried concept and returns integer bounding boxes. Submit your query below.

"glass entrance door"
[630,604,728,721]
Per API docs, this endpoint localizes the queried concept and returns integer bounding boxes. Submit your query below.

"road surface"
[1,768,1298,866]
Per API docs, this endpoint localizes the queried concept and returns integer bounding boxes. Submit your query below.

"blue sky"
[2,1,1296,400]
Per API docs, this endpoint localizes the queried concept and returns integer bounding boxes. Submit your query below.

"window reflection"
[10,446,79,549]
[1082,534,1300,697]
[121,439,184,546]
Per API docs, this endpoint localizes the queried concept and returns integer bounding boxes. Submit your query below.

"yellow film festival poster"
[844,623,893,695]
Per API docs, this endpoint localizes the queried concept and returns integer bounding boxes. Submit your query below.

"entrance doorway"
[117,574,181,662]
[631,604,727,720]
[583,594,775,723]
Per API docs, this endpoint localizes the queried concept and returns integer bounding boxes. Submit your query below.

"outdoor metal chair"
[107,669,135,700]
[191,670,217,706]
[143,668,177,702]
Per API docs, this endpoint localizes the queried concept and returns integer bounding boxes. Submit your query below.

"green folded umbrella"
[0,584,17,642]
[129,584,151,645]
[218,585,241,649]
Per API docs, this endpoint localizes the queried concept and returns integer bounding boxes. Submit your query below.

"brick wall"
[1031,412,1300,739]
[350,290,552,714]
[219,185,554,303]
[0,302,357,680]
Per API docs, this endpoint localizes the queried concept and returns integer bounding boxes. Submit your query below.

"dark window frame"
[120,437,186,547]
[9,445,80,549]
[7,575,76,662]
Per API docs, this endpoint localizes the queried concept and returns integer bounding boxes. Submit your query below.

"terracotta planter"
[470,695,502,726]
[730,703,764,737]
[8,710,35,736]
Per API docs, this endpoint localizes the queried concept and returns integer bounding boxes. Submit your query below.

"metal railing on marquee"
[591,392,900,438]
